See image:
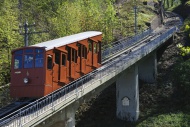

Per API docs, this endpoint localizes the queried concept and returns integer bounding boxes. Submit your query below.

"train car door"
[87,40,93,66]
[60,52,67,83]
[46,54,53,86]
[53,51,60,83]
[53,49,67,83]
[78,44,87,74]
[92,42,99,68]
[67,46,77,79]
[98,41,101,64]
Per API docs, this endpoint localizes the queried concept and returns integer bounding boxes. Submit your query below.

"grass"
[115,1,155,37]
[137,112,190,127]
[164,0,181,11]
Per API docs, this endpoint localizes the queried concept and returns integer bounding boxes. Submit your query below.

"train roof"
[31,31,102,51]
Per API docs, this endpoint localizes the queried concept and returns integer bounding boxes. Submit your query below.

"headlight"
[23,78,29,84]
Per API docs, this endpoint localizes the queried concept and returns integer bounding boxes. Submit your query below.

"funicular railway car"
[10,31,102,98]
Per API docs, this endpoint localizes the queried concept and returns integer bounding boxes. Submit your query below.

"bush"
[177,43,190,56]
[0,62,10,86]
[172,59,190,98]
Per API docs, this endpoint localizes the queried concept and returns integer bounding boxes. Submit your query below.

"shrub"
[172,59,190,98]
[176,43,190,59]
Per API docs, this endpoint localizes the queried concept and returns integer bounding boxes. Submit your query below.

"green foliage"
[177,19,190,58]
[177,43,190,56]
[172,59,190,97]
[184,17,190,26]
[185,24,190,31]
[0,0,21,85]
[164,0,181,10]
[116,2,154,38]
[137,112,190,127]
[50,0,117,42]
[185,0,190,6]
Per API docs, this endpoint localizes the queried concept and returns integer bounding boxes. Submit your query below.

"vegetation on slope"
[137,0,190,126]
[177,18,190,57]
[76,1,190,127]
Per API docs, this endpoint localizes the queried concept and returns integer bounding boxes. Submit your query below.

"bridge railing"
[102,29,153,60]
[0,26,176,127]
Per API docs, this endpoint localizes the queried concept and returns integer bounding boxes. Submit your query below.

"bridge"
[0,12,182,127]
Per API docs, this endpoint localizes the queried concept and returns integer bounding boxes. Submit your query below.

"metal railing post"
[37,100,38,116]
[51,94,54,110]
[19,109,22,127]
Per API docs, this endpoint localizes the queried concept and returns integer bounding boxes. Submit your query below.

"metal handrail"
[102,29,152,60]
[0,26,176,127]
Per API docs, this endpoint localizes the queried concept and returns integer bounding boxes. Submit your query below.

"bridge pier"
[116,64,139,121]
[65,104,76,127]
[138,52,157,83]
[36,102,78,127]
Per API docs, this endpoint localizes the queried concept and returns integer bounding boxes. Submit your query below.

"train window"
[82,46,84,58]
[15,50,23,55]
[35,54,44,68]
[94,43,97,53]
[72,49,74,62]
[85,47,87,59]
[97,43,99,52]
[88,42,92,51]
[82,46,87,59]
[35,49,44,53]
[14,55,22,69]
[62,54,66,66]
[47,55,52,69]
[25,49,33,53]
[78,44,81,57]
[67,47,71,61]
[81,45,87,59]
[55,52,60,64]
[72,49,77,63]
[75,50,77,63]
[24,54,34,68]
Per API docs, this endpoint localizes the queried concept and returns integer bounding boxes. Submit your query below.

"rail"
[102,28,152,60]
[0,26,177,127]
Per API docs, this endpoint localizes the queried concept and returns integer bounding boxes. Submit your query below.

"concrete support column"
[138,52,157,83]
[65,104,76,127]
[116,64,139,121]
[36,102,78,127]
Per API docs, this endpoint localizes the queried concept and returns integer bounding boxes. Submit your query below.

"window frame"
[47,55,53,70]
[62,53,67,66]
[24,54,34,68]
[14,55,23,69]
[13,48,45,69]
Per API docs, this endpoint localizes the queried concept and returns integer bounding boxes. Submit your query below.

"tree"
[0,0,20,85]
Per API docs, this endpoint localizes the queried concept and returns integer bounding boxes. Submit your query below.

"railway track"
[0,11,181,126]
[0,98,35,119]
[102,33,155,64]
